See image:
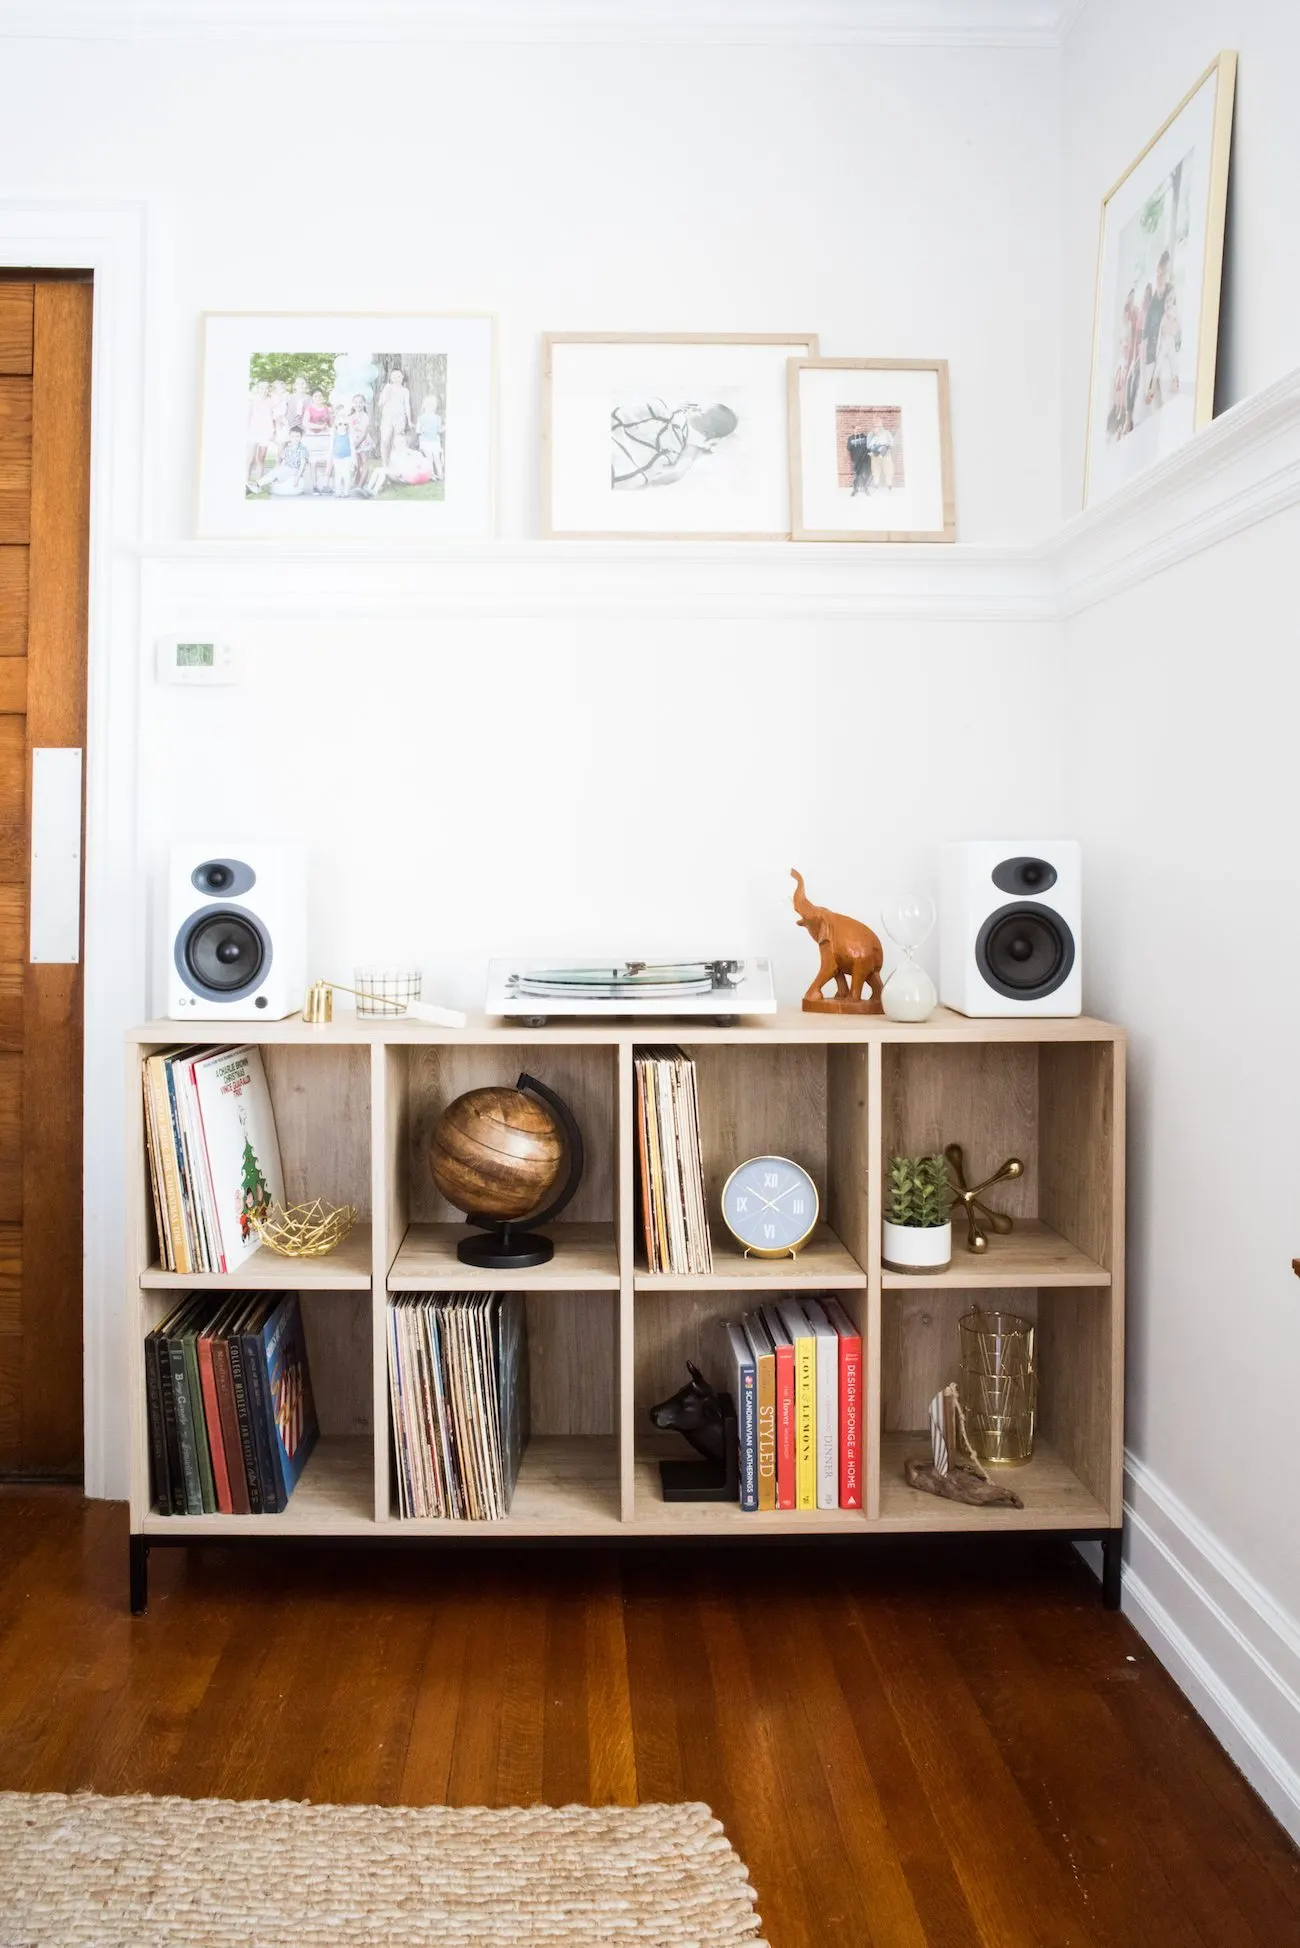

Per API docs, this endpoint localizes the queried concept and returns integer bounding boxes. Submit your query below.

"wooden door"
[0,277,91,1477]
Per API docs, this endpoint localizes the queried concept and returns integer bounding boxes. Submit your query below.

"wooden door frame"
[0,202,146,1499]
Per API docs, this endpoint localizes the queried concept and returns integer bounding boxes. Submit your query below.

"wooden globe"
[429,1085,566,1222]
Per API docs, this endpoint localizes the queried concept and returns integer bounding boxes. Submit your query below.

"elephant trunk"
[791,868,813,919]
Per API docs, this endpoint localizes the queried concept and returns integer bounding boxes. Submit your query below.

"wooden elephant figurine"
[791,868,885,1014]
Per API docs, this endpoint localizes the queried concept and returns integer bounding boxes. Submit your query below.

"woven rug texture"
[0,1791,767,1948]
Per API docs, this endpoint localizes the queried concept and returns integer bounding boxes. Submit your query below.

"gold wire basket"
[250,1198,358,1258]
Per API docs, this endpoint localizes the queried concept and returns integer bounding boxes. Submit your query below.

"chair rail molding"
[0,198,148,1503]
[0,1,1073,48]
[1081,1449,1300,1846]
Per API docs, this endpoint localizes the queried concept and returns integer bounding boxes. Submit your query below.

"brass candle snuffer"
[302,980,466,1027]
[944,1142,1023,1254]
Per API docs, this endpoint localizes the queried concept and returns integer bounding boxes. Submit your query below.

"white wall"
[1061,0,1300,509]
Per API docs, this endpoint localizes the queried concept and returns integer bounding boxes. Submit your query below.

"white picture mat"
[1086,67,1221,505]
[547,338,813,536]
[796,364,946,535]
[198,312,494,538]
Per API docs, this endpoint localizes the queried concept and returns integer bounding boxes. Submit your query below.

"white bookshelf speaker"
[940,840,1081,1017]
[167,843,305,1020]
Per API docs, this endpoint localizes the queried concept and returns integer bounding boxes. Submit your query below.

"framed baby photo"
[1084,52,1236,509]
[789,358,955,542]
[197,312,495,537]
[542,332,818,539]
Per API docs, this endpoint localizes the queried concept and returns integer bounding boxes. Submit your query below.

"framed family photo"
[197,312,495,537]
[1084,52,1236,508]
[788,358,954,542]
[542,333,818,539]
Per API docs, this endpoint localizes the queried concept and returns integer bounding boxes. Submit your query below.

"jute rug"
[0,1791,767,1947]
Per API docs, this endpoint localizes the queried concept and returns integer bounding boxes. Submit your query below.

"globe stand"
[456,1072,585,1270]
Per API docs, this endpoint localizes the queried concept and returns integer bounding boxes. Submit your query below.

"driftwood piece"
[904,1456,1025,1508]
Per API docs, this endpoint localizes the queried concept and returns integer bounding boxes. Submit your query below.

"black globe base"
[456,1227,555,1271]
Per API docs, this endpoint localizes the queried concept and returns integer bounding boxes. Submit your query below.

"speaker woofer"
[975,901,1074,1000]
[176,906,271,1002]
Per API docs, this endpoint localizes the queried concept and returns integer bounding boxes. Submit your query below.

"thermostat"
[156,637,239,685]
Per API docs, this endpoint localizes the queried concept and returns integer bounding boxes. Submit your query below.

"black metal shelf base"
[129,1523,1123,1617]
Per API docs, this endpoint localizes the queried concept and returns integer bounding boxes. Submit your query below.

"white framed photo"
[542,333,818,539]
[789,358,955,542]
[197,312,495,538]
[1084,53,1236,508]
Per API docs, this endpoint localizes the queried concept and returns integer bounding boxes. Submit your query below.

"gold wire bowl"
[250,1198,358,1258]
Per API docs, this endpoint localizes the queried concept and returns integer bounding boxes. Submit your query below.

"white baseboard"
[1079,1453,1300,1845]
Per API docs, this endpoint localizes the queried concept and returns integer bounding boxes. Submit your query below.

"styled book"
[742,1311,777,1512]
[821,1296,863,1510]
[759,1304,797,1511]
[802,1298,840,1512]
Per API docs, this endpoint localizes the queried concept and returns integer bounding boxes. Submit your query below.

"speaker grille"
[975,901,1075,1000]
[175,906,271,1003]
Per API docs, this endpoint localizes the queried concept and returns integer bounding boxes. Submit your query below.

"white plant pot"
[882,1218,952,1274]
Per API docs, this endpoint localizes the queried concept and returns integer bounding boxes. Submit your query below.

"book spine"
[755,1352,776,1512]
[157,1331,185,1515]
[168,1337,204,1515]
[197,1332,232,1514]
[737,1364,758,1513]
[182,1329,216,1514]
[243,1327,283,1514]
[211,1332,251,1515]
[794,1334,816,1511]
[838,1330,863,1510]
[774,1343,796,1511]
[815,1332,838,1511]
[144,1333,171,1514]
[227,1335,264,1514]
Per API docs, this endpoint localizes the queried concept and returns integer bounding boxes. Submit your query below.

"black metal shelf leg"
[1102,1528,1123,1611]
[130,1535,149,1616]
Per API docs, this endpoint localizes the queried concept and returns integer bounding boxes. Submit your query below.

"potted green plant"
[883,1154,953,1273]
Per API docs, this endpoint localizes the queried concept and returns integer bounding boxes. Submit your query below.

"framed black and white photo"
[542,333,818,539]
[1084,53,1236,507]
[789,358,955,542]
[198,312,495,538]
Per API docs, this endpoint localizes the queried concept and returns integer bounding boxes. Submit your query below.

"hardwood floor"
[2,1489,1297,1946]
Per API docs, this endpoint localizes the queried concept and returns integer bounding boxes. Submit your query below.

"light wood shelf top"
[141,1435,373,1536]
[127,1007,1124,1048]
[882,1219,1110,1289]
[876,1433,1110,1532]
[387,1222,619,1291]
[140,1224,373,1292]
[632,1451,867,1531]
[391,1436,622,1533]
[634,1222,865,1291]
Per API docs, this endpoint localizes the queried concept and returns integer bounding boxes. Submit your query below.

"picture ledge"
[137,363,1300,622]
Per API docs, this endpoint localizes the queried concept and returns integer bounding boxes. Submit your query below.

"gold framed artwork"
[197,311,496,538]
[1083,51,1236,508]
[542,332,818,539]
[788,358,955,543]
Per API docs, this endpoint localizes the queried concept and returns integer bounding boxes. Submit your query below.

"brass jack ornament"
[945,1143,1022,1254]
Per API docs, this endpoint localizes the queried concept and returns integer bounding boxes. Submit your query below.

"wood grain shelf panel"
[141,1435,373,1536]
[634,1222,865,1291]
[140,1224,373,1291]
[387,1222,619,1290]
[876,1432,1110,1532]
[881,1219,1109,1289]
[391,1435,621,1533]
[632,1451,867,1531]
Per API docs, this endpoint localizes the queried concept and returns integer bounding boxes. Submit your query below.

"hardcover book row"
[724,1296,862,1513]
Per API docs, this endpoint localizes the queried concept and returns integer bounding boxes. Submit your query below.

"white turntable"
[485,958,777,1025]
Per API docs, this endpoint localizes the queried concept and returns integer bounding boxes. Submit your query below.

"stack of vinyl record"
[634,1047,713,1275]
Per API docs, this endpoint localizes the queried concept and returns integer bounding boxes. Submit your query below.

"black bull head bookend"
[649,1363,738,1502]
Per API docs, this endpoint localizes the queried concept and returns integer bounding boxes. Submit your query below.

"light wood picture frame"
[1083,51,1236,508]
[788,358,955,543]
[542,332,818,539]
[197,311,496,538]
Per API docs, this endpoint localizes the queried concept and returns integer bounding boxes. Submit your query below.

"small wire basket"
[250,1198,358,1258]
[353,966,424,1018]
[957,1308,1036,1465]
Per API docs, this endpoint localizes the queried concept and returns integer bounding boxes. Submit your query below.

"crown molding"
[0,1,1073,48]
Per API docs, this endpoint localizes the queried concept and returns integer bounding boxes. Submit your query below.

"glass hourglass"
[880,892,938,1022]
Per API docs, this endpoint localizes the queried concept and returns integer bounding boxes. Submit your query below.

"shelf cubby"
[125,1011,1124,1600]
